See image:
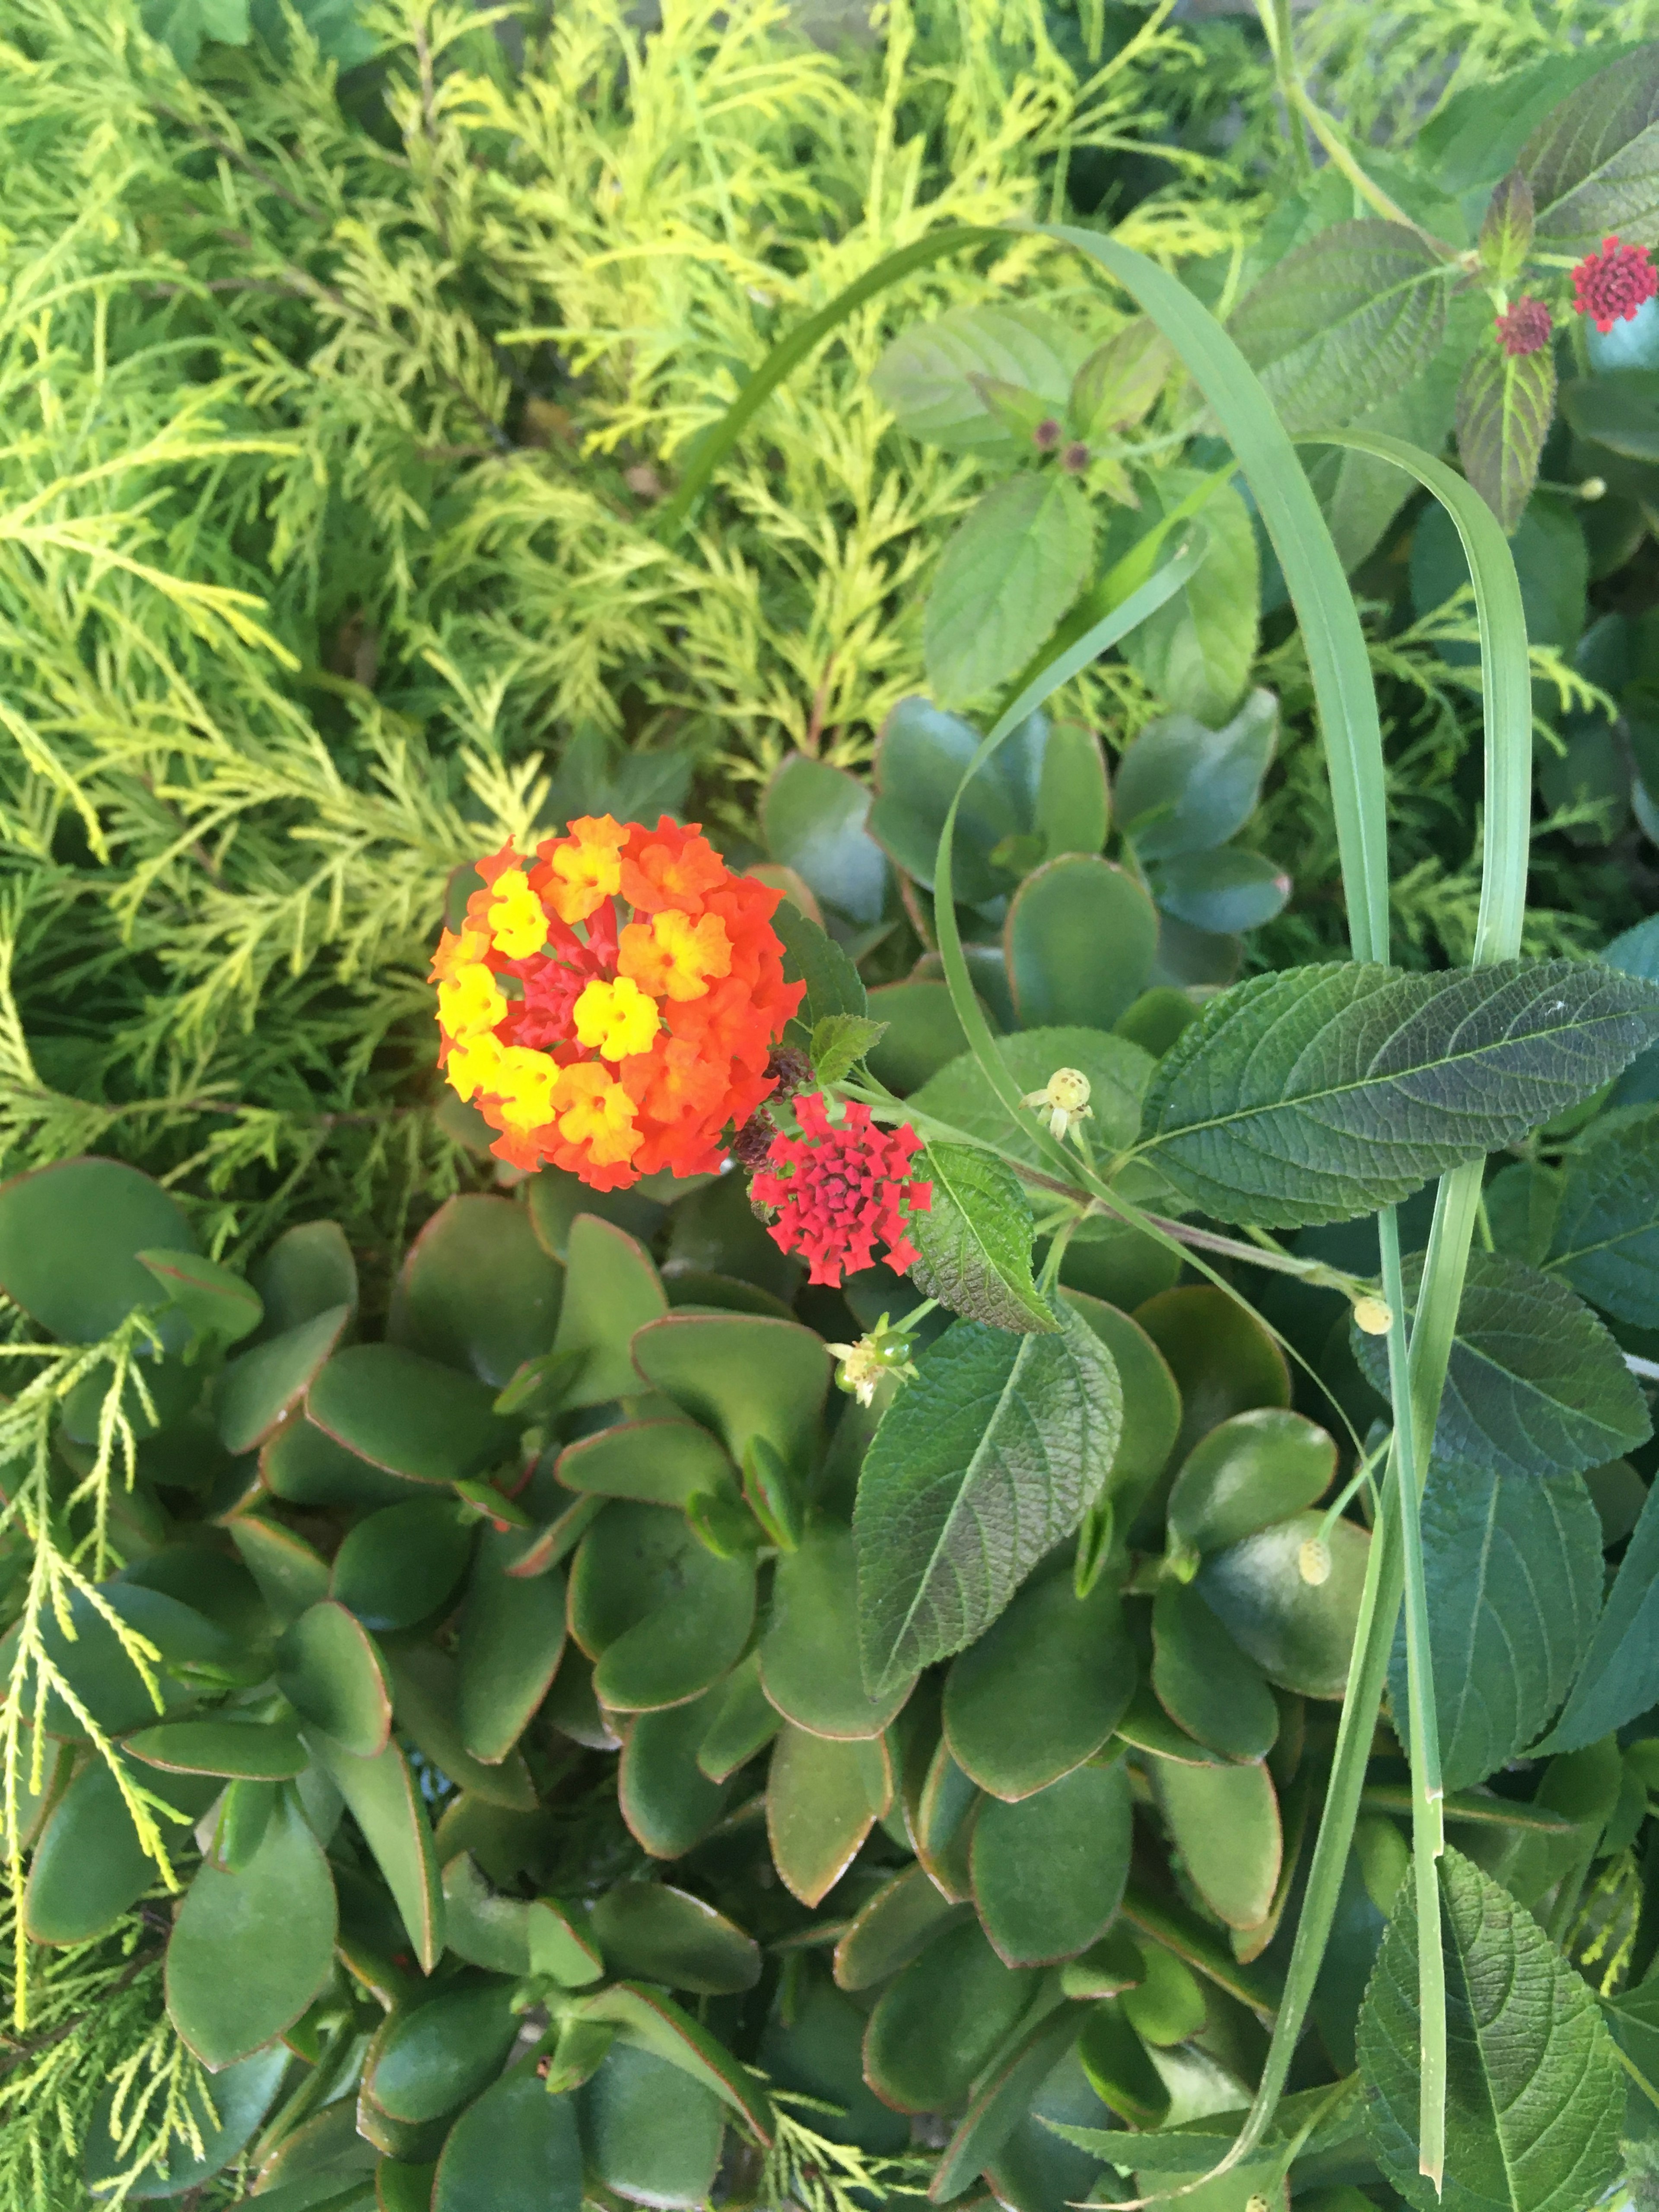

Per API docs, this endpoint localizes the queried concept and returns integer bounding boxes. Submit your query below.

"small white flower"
[1020,1066,1094,1145]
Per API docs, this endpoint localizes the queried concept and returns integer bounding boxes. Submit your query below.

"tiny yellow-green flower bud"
[1352,1295,1392,1336]
[1298,1536,1332,1586]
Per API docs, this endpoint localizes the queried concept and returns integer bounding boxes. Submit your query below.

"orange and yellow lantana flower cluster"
[431,816,803,1189]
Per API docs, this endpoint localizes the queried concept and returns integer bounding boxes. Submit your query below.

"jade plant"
[6,788,1659,2210]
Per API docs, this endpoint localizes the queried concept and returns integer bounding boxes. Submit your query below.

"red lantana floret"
[750,1094,931,1287]
[1572,236,1659,334]
[1494,297,1552,357]
[430,815,803,1188]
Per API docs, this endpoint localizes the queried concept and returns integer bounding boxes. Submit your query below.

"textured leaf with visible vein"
[923,474,1093,706]
[909,1144,1057,1335]
[1456,340,1555,534]
[855,1312,1121,1695]
[1228,222,1450,435]
[1535,1475,1659,1754]
[1385,1460,1602,1790]
[1357,1847,1624,2212]
[1521,46,1659,251]
[1353,1249,1651,1480]
[1138,960,1659,1229]
[1546,1104,1659,1325]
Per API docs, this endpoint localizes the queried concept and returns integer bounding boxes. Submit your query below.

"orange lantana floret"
[430,817,803,1189]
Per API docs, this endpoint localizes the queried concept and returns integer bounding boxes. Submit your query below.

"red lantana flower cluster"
[1494,297,1552,358]
[431,816,802,1188]
[750,1094,932,1287]
[1572,235,1659,334]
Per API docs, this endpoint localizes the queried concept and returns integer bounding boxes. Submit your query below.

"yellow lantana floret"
[546,815,627,924]
[445,1028,506,1101]
[488,1045,564,1134]
[555,1063,642,1166]
[438,961,507,1043]
[618,909,731,1003]
[486,869,547,959]
[573,976,661,1061]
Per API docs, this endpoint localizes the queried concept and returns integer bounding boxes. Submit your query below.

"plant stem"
[1380,1208,1447,2193]
[1255,0,1313,181]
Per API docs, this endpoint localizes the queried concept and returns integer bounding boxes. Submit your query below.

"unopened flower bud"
[825,1314,919,1406]
[1298,1536,1332,1586]
[1352,1296,1392,1336]
[1033,418,1063,452]
[1579,476,1607,500]
[1061,441,1090,474]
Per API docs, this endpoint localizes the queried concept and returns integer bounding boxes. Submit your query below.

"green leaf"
[759,1522,914,1739]
[1146,847,1291,937]
[1356,1847,1624,2212]
[25,1754,210,1944]
[569,1499,756,1715]
[1385,1460,1603,1790]
[0,1157,192,1341]
[314,1733,445,1972]
[942,1563,1136,1800]
[1546,1103,1659,1323]
[869,696,1049,901]
[388,1194,563,1389]
[1166,1408,1337,1556]
[761,754,890,926]
[1197,1512,1371,1700]
[765,1724,883,1906]
[137,1249,262,1348]
[165,1789,337,2068]
[458,1529,567,1764]
[1560,368,1659,461]
[1228,221,1451,435]
[1478,169,1535,283]
[1152,1757,1281,1929]
[331,1497,470,1634]
[971,1755,1133,1967]
[216,1307,354,1459]
[808,1013,887,1087]
[855,1309,1122,1695]
[588,1882,760,1996]
[1351,1250,1651,1479]
[870,303,1082,452]
[911,1026,1154,1171]
[861,1919,1038,2113]
[1455,337,1556,534]
[1138,959,1659,1229]
[577,2045,725,2211]
[307,1344,513,1486]
[251,1219,358,1336]
[431,2072,584,2212]
[1520,45,1659,252]
[1151,1581,1278,1764]
[140,0,251,70]
[924,474,1093,706]
[367,1978,521,2123]
[1004,855,1159,1031]
[1122,476,1259,725]
[908,1142,1055,1335]
[275,1600,392,1757]
[772,897,868,1029]
[619,1690,735,1859]
[1069,319,1172,439]
[833,1863,970,1991]
[127,1718,307,1781]
[83,2046,288,2203]
[1535,1475,1659,1753]
[1035,718,1111,861]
